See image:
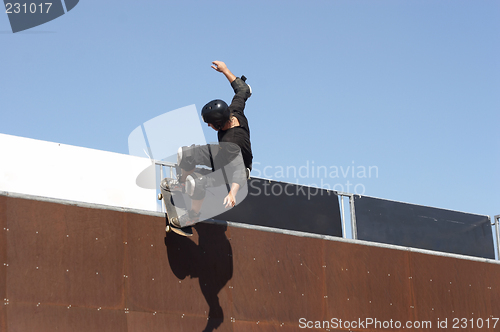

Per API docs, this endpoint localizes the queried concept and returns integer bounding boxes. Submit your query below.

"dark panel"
[4,0,65,33]
[216,178,342,237]
[354,196,495,259]
[63,0,79,12]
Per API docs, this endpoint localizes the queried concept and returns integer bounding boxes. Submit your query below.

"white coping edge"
[2,190,499,266]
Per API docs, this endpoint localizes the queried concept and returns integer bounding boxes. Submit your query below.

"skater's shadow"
[165,221,233,332]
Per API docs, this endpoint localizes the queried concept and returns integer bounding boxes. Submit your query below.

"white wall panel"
[0,133,157,212]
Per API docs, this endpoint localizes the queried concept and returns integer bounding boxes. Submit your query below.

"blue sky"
[1,1,498,222]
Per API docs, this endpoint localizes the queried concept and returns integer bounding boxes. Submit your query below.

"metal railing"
[155,160,176,212]
[495,215,500,260]
[337,192,358,240]
[152,162,499,260]
[156,160,176,179]
[153,161,358,240]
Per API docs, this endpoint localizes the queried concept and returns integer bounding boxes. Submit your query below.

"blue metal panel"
[215,178,343,237]
[354,195,495,259]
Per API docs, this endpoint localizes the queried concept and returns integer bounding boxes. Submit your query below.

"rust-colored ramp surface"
[1,193,500,331]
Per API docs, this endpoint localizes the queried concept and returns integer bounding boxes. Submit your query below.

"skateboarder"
[165,61,253,227]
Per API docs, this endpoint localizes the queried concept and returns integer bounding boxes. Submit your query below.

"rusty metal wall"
[0,197,7,332]
[0,194,499,331]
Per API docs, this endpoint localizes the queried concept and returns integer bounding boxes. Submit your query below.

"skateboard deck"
[158,183,193,237]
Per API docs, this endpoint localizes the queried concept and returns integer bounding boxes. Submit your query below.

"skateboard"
[158,180,193,237]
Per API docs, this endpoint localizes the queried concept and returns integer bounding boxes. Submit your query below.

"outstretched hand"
[211,60,227,72]
[223,192,236,208]
[223,182,240,208]
[211,60,236,83]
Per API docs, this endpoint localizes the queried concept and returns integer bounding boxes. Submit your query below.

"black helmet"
[201,99,230,130]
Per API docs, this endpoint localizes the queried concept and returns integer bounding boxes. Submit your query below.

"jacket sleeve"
[228,77,251,115]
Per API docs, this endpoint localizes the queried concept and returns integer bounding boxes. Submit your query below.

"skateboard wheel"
[158,193,163,200]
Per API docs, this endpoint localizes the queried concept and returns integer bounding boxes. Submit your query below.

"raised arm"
[212,60,252,103]
[211,60,236,83]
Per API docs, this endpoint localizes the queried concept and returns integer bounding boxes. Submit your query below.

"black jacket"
[217,77,253,171]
